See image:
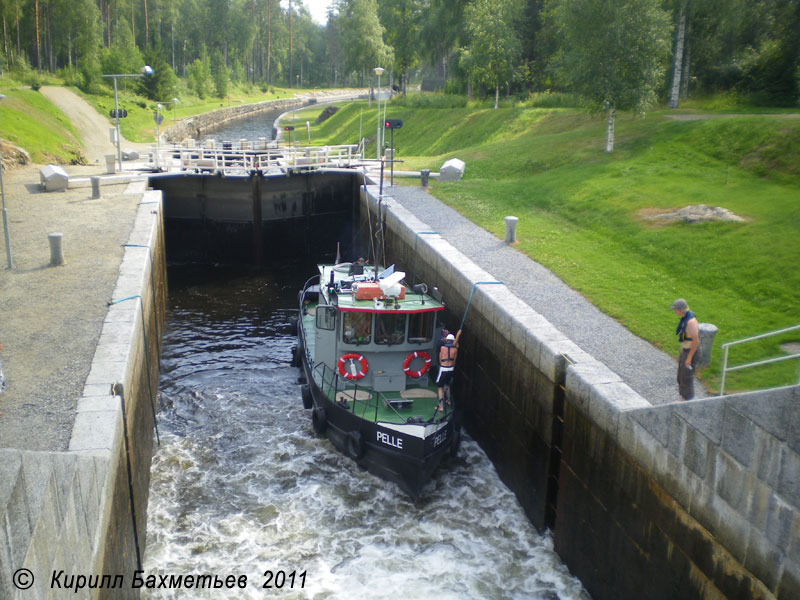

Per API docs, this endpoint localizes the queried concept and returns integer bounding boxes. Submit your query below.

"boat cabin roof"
[319,263,444,314]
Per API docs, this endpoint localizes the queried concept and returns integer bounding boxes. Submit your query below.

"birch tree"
[669,0,688,108]
[554,0,671,152]
[462,0,523,108]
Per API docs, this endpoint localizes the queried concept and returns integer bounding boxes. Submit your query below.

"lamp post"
[103,66,153,173]
[172,97,179,123]
[374,67,384,159]
[155,104,163,170]
[0,94,12,269]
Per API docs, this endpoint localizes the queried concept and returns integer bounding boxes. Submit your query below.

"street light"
[374,67,384,159]
[172,97,179,123]
[155,104,163,170]
[103,65,154,173]
[0,94,12,269]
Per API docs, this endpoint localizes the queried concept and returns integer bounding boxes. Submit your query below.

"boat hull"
[298,342,458,501]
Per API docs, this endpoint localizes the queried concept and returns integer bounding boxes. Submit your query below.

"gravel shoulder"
[0,90,145,451]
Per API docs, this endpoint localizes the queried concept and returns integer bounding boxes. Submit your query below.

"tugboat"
[294,261,461,500]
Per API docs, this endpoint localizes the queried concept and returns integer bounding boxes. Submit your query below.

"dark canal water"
[142,264,591,599]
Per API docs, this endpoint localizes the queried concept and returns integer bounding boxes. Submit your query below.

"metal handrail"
[719,324,800,395]
[153,142,363,175]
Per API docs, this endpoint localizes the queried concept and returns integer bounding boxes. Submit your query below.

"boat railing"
[313,362,388,422]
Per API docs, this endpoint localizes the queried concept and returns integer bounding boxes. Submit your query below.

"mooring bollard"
[420,169,430,188]
[91,176,101,199]
[697,323,718,368]
[504,216,519,244]
[48,232,64,266]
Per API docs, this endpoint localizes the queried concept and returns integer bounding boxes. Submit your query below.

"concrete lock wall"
[0,185,166,599]
[362,184,800,600]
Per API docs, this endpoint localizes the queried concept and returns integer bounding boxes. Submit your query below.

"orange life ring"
[402,351,432,379]
[338,353,369,380]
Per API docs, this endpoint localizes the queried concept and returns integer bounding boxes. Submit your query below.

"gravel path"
[40,85,151,165]
[0,88,146,451]
[388,185,706,405]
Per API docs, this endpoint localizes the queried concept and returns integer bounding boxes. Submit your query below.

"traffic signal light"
[384,119,403,130]
[284,125,295,131]
[109,109,128,118]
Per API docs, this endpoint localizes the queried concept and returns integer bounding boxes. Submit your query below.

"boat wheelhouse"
[295,262,460,500]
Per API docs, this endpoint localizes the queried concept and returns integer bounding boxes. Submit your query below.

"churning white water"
[143,265,590,600]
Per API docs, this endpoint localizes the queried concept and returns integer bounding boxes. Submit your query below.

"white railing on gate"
[150,142,363,175]
[719,324,800,395]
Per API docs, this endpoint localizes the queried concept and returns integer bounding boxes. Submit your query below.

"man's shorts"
[436,366,454,388]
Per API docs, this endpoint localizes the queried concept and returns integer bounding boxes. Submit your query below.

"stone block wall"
[163,98,305,144]
[0,184,166,599]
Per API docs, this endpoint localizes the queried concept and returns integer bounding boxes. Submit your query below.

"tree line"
[1,0,797,113]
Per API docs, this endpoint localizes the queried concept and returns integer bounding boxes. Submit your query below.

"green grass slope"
[0,84,84,164]
[309,99,800,394]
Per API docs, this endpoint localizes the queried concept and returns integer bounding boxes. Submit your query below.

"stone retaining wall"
[364,183,799,600]
[163,98,306,144]
[0,183,166,599]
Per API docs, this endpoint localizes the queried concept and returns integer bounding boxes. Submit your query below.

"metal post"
[0,143,12,269]
[376,74,381,159]
[720,345,729,396]
[113,77,122,172]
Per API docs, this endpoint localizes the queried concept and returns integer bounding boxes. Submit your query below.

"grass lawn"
[0,83,83,164]
[305,98,800,394]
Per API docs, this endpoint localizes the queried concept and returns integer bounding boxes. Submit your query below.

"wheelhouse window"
[316,305,336,331]
[375,313,406,345]
[342,311,371,345]
[408,312,434,344]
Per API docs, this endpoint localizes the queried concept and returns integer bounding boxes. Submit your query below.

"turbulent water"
[143,264,590,600]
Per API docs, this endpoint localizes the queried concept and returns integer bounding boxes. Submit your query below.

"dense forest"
[0,0,798,110]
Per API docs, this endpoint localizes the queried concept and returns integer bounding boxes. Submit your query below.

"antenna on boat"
[335,242,340,265]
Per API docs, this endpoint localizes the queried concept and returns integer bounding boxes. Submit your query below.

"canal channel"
[142,262,590,599]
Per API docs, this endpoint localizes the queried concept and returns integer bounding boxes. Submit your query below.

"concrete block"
[667,412,685,457]
[778,446,800,506]
[536,333,573,383]
[717,451,747,511]
[744,474,772,532]
[84,361,128,387]
[711,493,750,564]
[68,409,122,453]
[722,405,757,467]
[763,493,794,552]
[566,360,623,418]
[629,406,670,448]
[439,158,465,181]
[76,395,118,413]
[39,164,69,191]
[683,426,711,479]
[96,320,137,348]
[0,450,23,509]
[744,526,784,591]
[49,454,78,527]
[726,385,797,445]
[4,471,32,566]
[680,400,724,445]
[754,430,784,489]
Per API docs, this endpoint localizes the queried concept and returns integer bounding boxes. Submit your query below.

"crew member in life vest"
[436,329,462,411]
[672,298,699,401]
